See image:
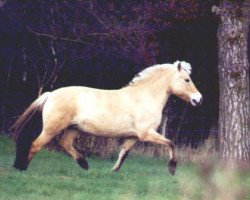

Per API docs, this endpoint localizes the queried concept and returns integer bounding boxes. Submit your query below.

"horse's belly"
[75,113,161,138]
[74,93,162,137]
[76,116,136,138]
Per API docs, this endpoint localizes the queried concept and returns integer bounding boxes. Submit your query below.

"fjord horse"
[12,61,202,175]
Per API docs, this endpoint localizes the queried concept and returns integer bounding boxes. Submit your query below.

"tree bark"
[213,1,250,168]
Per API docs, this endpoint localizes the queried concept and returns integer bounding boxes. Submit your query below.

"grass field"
[0,135,249,200]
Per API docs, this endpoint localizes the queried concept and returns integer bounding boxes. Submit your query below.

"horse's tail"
[11,92,51,170]
[11,92,50,136]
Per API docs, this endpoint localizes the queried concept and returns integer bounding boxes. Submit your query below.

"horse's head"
[170,61,202,106]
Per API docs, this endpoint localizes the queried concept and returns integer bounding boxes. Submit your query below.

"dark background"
[1,0,245,147]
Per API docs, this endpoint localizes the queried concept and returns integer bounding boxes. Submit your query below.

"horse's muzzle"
[190,93,202,106]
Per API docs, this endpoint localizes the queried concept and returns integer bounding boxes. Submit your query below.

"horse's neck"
[128,71,172,110]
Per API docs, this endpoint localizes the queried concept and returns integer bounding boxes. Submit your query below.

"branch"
[88,0,134,47]
[26,26,92,45]
[59,37,92,45]
[27,26,57,40]
[89,0,109,29]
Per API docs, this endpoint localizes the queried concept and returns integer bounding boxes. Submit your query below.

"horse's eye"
[185,79,190,82]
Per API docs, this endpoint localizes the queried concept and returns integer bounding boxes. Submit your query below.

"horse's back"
[42,86,127,133]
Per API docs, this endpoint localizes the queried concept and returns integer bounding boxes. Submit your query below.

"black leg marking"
[77,157,89,170]
[168,160,177,175]
[13,159,29,171]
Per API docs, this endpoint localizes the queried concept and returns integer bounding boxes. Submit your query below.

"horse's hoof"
[77,157,89,170]
[13,161,29,171]
[168,160,177,175]
[13,164,28,171]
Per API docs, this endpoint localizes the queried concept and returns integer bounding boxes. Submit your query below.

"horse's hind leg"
[59,128,89,170]
[28,130,56,162]
[112,138,137,172]
[138,130,177,175]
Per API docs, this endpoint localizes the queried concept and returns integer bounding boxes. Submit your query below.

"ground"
[0,136,249,200]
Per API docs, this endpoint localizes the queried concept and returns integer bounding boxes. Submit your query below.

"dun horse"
[11,61,202,175]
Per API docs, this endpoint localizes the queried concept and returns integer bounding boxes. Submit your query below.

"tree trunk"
[213,1,250,168]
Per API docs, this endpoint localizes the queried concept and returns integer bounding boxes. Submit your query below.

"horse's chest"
[132,108,162,130]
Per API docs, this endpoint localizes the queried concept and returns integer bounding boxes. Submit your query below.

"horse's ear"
[177,63,182,71]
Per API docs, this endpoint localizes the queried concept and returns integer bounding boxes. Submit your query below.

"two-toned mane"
[129,61,192,85]
[11,61,202,175]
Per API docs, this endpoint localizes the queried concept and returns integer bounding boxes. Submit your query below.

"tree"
[212,1,250,167]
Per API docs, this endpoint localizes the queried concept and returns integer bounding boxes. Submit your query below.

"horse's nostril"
[193,99,198,104]
[191,98,202,106]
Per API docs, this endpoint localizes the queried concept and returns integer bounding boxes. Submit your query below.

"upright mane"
[129,61,192,85]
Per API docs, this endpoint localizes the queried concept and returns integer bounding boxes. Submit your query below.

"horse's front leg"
[138,130,177,175]
[112,138,137,172]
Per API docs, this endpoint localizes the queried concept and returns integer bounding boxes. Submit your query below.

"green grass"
[0,135,249,200]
